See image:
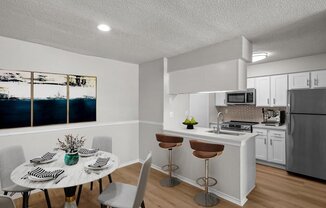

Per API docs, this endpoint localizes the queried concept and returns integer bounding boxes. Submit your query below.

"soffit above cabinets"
[169,59,247,94]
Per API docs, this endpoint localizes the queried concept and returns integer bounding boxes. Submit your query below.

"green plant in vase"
[183,116,198,129]
[57,134,85,165]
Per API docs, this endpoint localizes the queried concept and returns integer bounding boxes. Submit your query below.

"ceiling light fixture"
[97,24,111,32]
[252,52,269,63]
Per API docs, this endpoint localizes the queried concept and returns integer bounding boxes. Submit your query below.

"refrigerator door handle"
[287,91,291,135]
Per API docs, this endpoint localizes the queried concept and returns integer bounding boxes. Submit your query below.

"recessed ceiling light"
[97,24,111,32]
[252,52,269,63]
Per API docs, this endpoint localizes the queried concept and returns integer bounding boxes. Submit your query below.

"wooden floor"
[14,164,326,208]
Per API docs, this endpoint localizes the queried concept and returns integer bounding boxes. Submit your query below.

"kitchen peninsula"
[163,126,257,206]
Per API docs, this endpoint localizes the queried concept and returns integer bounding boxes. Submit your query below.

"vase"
[64,152,79,166]
[186,124,194,129]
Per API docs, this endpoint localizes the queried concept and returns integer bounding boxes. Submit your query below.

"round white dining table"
[11,150,119,208]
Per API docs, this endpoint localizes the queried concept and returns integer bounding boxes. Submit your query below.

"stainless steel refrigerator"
[287,89,326,180]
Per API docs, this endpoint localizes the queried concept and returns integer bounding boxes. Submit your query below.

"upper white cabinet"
[255,77,271,107]
[311,70,326,88]
[247,78,255,89]
[270,75,288,107]
[215,92,227,106]
[288,72,310,89]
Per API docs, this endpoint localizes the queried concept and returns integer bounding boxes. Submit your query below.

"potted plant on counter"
[183,117,198,129]
[57,134,85,165]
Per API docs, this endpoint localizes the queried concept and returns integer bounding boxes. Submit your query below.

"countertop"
[253,124,286,131]
[164,127,257,147]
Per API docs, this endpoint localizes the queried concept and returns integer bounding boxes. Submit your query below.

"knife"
[54,174,67,184]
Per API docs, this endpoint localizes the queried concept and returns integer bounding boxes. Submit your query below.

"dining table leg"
[64,186,78,208]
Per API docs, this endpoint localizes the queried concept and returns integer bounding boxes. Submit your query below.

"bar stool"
[189,140,224,207]
[156,133,183,187]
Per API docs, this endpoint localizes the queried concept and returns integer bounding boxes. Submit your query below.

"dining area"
[0,135,152,208]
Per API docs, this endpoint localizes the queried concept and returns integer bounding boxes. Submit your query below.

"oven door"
[227,92,246,104]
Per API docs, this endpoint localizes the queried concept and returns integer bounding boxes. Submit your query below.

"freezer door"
[287,114,326,180]
[289,89,326,114]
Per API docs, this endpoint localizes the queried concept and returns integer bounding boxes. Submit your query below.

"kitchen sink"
[206,130,244,136]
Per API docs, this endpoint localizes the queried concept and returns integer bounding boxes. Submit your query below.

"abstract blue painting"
[0,70,31,129]
[69,75,96,123]
[33,73,67,126]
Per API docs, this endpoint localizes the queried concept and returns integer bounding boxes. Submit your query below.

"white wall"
[0,36,139,189]
[248,53,326,77]
[138,58,164,160]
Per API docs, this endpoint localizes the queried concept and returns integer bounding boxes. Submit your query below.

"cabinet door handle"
[264,138,266,144]
[224,99,226,104]
[307,79,310,86]
[316,78,319,86]
[267,98,270,105]
[273,98,276,105]
[314,78,317,86]
[270,139,273,145]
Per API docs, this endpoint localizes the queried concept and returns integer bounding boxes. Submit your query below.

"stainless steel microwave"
[226,89,256,105]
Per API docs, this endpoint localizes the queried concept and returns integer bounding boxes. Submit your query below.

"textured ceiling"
[0,0,326,64]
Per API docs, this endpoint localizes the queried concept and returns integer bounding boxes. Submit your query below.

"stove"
[221,120,259,133]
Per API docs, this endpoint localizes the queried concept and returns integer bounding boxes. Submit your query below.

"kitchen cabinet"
[311,70,326,88]
[270,75,288,107]
[215,92,227,106]
[247,78,255,89]
[255,77,271,106]
[289,72,310,89]
[253,128,285,165]
[254,129,268,161]
[268,130,286,165]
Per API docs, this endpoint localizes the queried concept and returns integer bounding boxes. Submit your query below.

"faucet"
[216,112,224,134]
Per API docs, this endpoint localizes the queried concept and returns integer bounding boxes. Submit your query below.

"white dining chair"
[0,194,16,208]
[98,152,152,208]
[77,136,113,205]
[0,145,52,208]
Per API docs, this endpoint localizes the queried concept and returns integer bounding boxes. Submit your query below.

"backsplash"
[216,106,286,123]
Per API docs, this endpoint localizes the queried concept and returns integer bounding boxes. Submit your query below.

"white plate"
[84,158,112,170]
[79,149,97,157]
[28,167,64,182]
[39,154,58,164]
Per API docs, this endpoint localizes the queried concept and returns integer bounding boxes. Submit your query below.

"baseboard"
[119,159,140,168]
[145,161,245,206]
[256,160,286,170]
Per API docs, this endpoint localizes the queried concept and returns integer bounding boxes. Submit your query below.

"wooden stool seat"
[159,143,178,149]
[193,151,218,159]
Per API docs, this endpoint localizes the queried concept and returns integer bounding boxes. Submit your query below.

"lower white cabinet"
[253,128,286,165]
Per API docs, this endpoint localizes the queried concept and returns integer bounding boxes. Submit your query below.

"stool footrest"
[196,177,217,187]
[161,164,179,172]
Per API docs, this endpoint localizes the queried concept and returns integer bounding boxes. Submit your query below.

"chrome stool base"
[160,177,181,187]
[194,192,219,207]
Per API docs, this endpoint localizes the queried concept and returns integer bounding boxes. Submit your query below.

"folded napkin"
[88,157,110,168]
[28,167,64,179]
[30,152,56,164]
[78,148,98,155]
